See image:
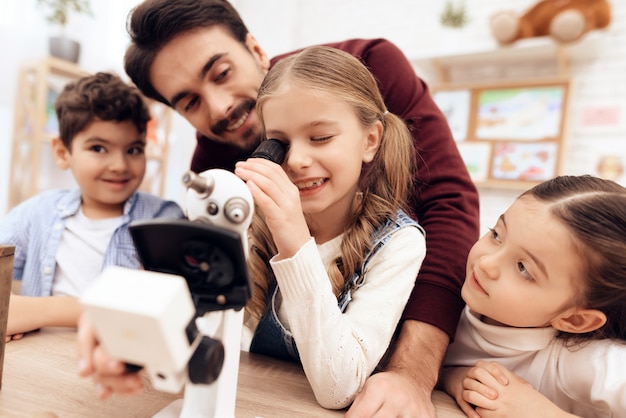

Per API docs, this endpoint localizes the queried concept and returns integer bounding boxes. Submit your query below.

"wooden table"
[0,328,464,418]
[0,246,16,390]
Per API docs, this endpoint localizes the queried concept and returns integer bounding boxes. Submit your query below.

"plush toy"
[490,0,611,45]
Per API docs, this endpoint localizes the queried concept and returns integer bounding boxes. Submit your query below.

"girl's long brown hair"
[521,175,626,342]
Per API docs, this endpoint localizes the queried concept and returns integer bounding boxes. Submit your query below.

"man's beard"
[208,98,262,152]
[211,98,256,137]
[240,126,264,153]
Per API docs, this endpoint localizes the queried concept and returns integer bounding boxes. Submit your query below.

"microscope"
[80,139,286,418]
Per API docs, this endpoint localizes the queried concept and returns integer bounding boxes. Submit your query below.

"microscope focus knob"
[188,336,225,385]
[182,171,214,197]
[224,197,250,225]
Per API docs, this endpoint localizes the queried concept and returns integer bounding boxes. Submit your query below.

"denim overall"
[249,209,424,363]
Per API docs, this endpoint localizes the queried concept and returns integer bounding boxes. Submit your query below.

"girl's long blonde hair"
[246,46,417,319]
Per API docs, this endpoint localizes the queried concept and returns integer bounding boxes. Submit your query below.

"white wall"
[234,0,626,232]
[0,0,195,215]
[2,0,625,234]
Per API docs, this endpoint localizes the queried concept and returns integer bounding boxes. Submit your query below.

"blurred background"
[1,0,624,231]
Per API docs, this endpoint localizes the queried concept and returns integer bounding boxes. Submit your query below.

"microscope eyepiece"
[250,139,286,165]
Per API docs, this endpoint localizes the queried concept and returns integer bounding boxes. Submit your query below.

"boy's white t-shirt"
[53,209,123,296]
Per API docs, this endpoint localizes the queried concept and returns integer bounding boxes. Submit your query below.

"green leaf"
[36,0,93,28]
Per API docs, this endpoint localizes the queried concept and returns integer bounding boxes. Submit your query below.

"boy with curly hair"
[1,72,184,342]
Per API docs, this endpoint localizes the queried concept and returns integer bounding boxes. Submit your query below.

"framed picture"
[433,79,569,187]
[43,73,76,136]
[490,142,558,181]
[471,84,568,141]
[433,89,471,142]
[456,142,491,182]
[43,87,60,135]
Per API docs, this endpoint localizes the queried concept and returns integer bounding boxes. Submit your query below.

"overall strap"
[337,209,423,312]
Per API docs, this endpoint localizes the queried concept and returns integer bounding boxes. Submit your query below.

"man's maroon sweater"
[190,38,480,341]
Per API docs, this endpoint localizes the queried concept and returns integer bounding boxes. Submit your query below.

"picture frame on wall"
[433,79,569,187]
[456,142,491,182]
[490,142,559,181]
[471,84,567,142]
[433,89,472,142]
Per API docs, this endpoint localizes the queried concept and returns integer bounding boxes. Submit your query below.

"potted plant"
[440,0,468,29]
[37,0,93,63]
[438,1,468,51]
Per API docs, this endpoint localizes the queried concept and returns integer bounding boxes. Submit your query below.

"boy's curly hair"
[54,72,151,148]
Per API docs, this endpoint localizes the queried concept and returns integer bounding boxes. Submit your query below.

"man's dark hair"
[54,72,151,148]
[124,0,249,106]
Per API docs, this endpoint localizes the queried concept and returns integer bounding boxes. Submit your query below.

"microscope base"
[153,399,184,418]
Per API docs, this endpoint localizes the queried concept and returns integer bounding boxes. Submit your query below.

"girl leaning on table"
[439,175,626,418]
[78,45,426,409]
[234,45,425,409]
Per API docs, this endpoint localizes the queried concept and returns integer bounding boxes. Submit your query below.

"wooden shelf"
[473,179,541,191]
[411,34,602,85]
